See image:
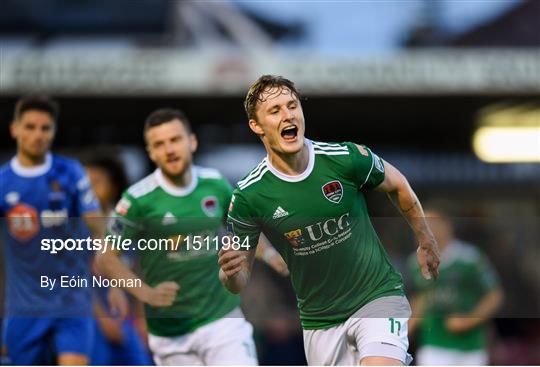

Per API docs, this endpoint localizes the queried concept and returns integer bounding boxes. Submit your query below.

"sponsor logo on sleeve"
[115,198,131,216]
[373,153,385,173]
[77,176,91,191]
[228,195,235,213]
[358,145,369,156]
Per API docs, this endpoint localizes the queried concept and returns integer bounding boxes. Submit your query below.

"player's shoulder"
[0,159,11,176]
[51,153,83,171]
[312,140,352,156]
[126,171,159,199]
[453,240,483,263]
[194,165,224,181]
[312,140,375,162]
[50,154,92,189]
[235,157,270,192]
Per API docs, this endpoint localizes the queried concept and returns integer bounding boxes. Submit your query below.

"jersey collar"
[266,138,315,183]
[10,153,52,177]
[155,166,198,197]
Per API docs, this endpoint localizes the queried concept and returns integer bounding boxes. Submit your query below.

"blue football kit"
[0,153,99,364]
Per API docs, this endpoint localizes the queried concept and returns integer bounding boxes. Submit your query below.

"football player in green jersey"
[219,75,441,366]
[96,108,286,365]
[408,208,503,365]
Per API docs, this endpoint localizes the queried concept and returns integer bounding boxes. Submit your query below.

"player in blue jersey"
[0,96,102,365]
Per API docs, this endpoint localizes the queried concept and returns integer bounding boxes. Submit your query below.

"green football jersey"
[108,166,240,337]
[227,139,404,330]
[408,240,499,351]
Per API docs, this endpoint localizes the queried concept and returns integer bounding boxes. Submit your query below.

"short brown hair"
[244,75,301,121]
[143,108,192,141]
[14,95,59,121]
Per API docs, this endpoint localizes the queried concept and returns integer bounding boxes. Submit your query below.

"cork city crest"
[322,180,343,204]
[201,196,219,217]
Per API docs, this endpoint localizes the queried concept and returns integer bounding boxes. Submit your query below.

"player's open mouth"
[281,125,298,141]
[167,157,180,163]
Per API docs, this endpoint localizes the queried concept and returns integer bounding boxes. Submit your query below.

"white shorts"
[417,346,488,366]
[303,296,412,365]
[148,307,258,366]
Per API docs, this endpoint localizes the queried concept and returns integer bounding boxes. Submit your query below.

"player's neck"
[161,166,193,188]
[267,141,309,176]
[16,150,47,167]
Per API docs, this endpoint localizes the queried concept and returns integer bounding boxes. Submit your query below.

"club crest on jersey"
[322,180,343,204]
[6,204,40,241]
[284,229,305,247]
[201,196,219,217]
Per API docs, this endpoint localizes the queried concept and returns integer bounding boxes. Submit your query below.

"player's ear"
[248,119,264,136]
[9,120,18,139]
[146,144,157,164]
[189,133,198,154]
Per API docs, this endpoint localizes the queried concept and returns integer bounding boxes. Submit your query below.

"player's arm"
[221,189,262,293]
[82,211,105,239]
[220,179,288,277]
[445,288,504,333]
[93,297,125,344]
[408,291,428,335]
[95,192,179,307]
[95,231,179,308]
[367,151,440,280]
[255,233,289,276]
[218,246,256,294]
[446,255,504,333]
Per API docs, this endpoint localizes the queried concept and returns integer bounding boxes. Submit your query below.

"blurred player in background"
[219,75,440,366]
[96,108,287,365]
[0,96,102,365]
[407,207,504,365]
[84,155,152,365]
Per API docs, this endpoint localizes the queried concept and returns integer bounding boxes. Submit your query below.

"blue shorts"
[90,318,152,365]
[3,317,94,365]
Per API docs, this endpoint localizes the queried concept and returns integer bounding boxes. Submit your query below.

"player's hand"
[108,287,129,319]
[417,240,440,280]
[445,315,479,333]
[218,246,247,278]
[143,281,180,307]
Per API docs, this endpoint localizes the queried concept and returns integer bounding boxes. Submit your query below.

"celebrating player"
[408,207,503,365]
[0,96,102,365]
[96,108,286,365]
[219,75,441,366]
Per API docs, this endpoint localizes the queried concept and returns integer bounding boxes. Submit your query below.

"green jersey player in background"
[408,207,503,365]
[219,75,441,366]
[96,108,287,365]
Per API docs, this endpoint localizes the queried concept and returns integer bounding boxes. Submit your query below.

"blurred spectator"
[407,206,504,365]
[84,154,152,365]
